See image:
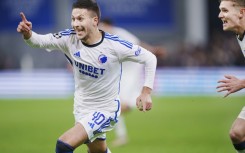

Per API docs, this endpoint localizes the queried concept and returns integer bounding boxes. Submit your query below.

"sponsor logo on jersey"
[98,54,107,64]
[135,47,141,56]
[74,61,105,79]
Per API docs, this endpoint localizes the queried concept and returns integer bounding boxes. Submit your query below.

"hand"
[136,87,152,112]
[216,75,245,98]
[17,12,32,39]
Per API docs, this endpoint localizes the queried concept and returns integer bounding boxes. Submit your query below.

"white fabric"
[111,26,143,107]
[24,29,156,119]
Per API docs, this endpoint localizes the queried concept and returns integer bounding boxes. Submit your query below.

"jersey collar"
[82,30,105,47]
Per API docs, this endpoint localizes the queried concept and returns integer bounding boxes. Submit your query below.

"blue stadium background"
[1,0,245,98]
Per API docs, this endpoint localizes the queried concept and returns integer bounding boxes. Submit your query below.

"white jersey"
[109,26,144,106]
[236,35,245,120]
[237,35,245,57]
[25,29,157,115]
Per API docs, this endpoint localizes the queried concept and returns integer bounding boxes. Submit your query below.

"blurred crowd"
[158,31,245,67]
[0,32,245,70]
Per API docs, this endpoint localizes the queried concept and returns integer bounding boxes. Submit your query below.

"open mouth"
[76,29,85,35]
[222,20,228,25]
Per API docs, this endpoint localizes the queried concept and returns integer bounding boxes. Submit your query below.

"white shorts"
[238,106,245,120]
[75,110,120,143]
[120,62,143,108]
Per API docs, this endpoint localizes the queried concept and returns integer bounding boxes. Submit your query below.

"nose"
[72,19,79,28]
[218,11,223,19]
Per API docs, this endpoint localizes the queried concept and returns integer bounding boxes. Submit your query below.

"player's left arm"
[217,75,245,97]
[119,44,157,112]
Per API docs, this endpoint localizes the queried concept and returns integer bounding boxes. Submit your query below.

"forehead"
[219,1,236,9]
[72,8,90,17]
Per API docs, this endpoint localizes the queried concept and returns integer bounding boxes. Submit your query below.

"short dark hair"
[219,0,245,7]
[72,0,101,20]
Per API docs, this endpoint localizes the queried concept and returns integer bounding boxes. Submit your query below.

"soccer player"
[16,0,157,153]
[99,18,165,146]
[217,0,245,152]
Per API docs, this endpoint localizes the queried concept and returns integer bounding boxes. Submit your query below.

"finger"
[224,92,231,98]
[224,75,233,79]
[146,108,151,111]
[145,102,152,110]
[217,88,229,92]
[142,102,146,112]
[217,80,228,83]
[216,84,227,89]
[21,22,31,31]
[136,98,140,108]
[20,12,28,22]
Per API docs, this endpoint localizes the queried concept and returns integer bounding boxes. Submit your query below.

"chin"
[76,35,84,40]
[223,26,230,31]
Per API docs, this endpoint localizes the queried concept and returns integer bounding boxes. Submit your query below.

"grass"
[0,96,244,153]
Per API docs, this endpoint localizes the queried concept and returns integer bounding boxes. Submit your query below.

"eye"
[221,8,228,13]
[77,17,83,21]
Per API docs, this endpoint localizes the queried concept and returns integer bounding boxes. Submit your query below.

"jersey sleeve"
[118,43,157,89]
[24,29,73,54]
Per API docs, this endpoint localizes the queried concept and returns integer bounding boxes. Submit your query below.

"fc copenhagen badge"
[98,54,107,64]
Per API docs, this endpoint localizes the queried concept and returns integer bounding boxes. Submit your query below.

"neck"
[82,28,102,45]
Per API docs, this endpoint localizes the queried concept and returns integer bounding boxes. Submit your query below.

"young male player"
[99,18,165,146]
[217,0,245,152]
[16,0,157,153]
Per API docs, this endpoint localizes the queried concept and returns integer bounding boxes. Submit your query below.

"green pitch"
[0,96,244,153]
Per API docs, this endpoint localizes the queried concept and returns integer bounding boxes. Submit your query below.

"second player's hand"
[136,87,152,112]
[17,12,32,39]
[216,75,245,98]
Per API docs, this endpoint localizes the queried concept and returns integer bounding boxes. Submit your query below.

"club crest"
[98,54,107,64]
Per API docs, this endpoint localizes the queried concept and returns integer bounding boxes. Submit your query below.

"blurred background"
[1,0,245,98]
[1,1,245,153]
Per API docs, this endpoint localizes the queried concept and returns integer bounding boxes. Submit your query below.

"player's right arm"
[17,12,69,53]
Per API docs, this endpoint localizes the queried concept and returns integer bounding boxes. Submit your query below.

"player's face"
[219,1,242,32]
[71,8,98,41]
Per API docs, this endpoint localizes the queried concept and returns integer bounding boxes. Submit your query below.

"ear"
[238,8,245,19]
[93,16,99,26]
[240,8,245,15]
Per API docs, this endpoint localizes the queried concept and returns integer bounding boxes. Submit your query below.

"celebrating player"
[99,18,165,147]
[16,0,157,153]
[217,0,245,152]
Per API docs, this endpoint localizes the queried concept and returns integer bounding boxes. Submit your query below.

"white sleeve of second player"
[119,45,157,89]
[24,31,69,54]
[143,52,157,89]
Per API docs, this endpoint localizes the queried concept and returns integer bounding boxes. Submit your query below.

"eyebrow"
[71,14,84,18]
